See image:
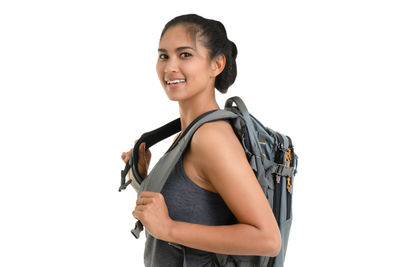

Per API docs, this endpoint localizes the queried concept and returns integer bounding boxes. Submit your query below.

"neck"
[177,88,220,133]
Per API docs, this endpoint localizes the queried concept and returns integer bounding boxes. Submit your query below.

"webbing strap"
[119,163,132,192]
[270,164,296,177]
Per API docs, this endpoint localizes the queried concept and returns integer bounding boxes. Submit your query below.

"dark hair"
[160,14,238,94]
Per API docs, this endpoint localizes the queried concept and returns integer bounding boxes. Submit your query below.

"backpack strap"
[129,109,239,238]
[119,117,181,192]
[121,96,249,192]
[138,109,239,194]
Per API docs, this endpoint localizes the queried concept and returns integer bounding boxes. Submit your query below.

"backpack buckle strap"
[272,164,296,178]
[119,163,132,192]
[130,221,143,239]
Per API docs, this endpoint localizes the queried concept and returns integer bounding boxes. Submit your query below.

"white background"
[1,0,399,266]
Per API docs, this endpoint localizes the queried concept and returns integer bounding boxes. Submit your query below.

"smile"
[166,79,186,85]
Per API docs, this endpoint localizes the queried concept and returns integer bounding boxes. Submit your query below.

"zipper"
[267,256,276,267]
[285,147,292,220]
[268,136,295,266]
[267,172,282,267]
[272,135,284,226]
[286,177,292,220]
[273,173,282,226]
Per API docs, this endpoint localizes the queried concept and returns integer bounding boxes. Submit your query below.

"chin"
[164,91,181,102]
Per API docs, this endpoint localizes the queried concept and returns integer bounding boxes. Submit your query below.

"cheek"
[191,65,210,85]
[156,62,162,76]
[186,61,208,80]
[156,64,167,88]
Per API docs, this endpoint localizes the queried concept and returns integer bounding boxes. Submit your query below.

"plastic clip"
[131,221,143,239]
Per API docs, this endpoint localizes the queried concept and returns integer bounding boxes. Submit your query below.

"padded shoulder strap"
[138,109,239,194]
[130,109,239,239]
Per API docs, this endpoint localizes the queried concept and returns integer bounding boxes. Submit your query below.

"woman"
[121,14,281,266]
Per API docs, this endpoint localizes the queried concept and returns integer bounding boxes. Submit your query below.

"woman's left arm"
[133,121,281,257]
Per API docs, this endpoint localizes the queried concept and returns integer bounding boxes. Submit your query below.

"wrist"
[164,218,176,242]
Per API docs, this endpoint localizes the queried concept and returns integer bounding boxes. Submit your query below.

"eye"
[180,52,192,58]
[159,54,168,60]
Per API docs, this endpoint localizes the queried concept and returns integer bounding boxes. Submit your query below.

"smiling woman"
[121,13,281,267]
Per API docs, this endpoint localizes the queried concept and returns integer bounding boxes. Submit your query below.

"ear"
[210,54,226,78]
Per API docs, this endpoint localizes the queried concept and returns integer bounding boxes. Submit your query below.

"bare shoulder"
[192,120,240,145]
[190,119,249,183]
[191,120,244,165]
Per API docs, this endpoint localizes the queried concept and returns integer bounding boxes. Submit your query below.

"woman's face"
[156,24,217,101]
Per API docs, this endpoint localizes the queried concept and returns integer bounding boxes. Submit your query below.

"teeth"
[167,79,185,84]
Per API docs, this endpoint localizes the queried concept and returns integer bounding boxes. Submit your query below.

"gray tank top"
[144,147,237,267]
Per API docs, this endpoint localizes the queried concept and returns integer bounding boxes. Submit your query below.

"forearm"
[166,220,280,257]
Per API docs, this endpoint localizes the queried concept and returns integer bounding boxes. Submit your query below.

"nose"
[164,56,179,73]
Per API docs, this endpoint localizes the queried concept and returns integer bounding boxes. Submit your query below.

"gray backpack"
[119,96,298,267]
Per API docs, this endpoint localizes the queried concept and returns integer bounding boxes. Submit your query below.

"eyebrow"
[158,46,196,53]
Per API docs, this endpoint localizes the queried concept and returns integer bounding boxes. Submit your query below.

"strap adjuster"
[273,164,295,178]
[119,161,132,192]
[131,221,143,239]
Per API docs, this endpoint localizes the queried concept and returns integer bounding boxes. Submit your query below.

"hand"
[121,139,152,178]
[133,191,174,241]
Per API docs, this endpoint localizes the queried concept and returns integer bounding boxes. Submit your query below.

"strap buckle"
[119,163,132,192]
[131,221,143,239]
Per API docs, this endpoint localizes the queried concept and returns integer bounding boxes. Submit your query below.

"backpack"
[119,96,298,267]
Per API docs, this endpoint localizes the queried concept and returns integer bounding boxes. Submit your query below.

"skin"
[122,24,281,257]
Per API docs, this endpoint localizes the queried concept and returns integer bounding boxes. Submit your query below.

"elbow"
[269,234,282,257]
[261,231,281,257]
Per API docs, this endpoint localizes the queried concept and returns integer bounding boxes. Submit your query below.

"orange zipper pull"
[287,177,292,193]
[284,148,291,167]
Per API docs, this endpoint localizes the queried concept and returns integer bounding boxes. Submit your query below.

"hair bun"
[230,41,238,59]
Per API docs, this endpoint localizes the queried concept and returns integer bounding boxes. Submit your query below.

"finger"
[141,142,146,152]
[136,197,146,205]
[142,143,146,160]
[124,153,130,163]
[132,209,142,220]
[121,152,128,163]
[145,148,151,159]
[136,195,153,205]
[134,205,145,212]
[139,191,161,198]
[123,148,133,162]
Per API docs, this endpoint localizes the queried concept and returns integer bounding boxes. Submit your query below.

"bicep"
[193,122,275,230]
